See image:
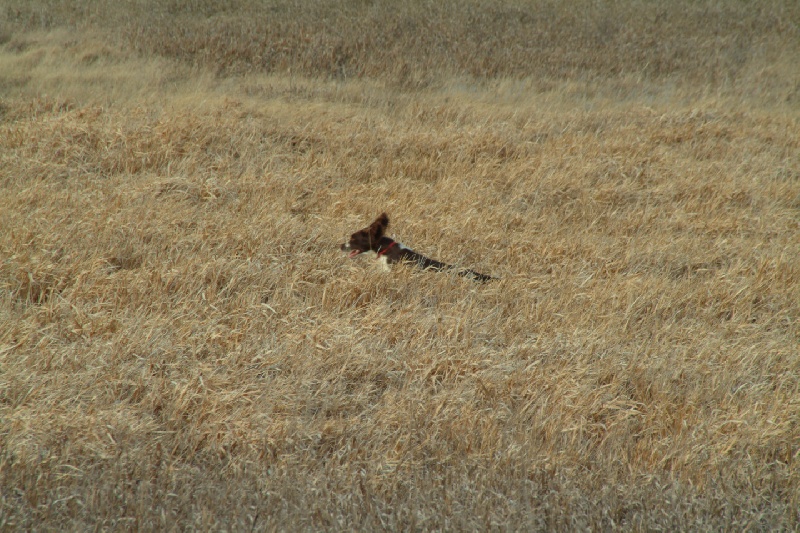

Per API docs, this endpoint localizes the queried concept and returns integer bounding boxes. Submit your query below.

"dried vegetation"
[1,1,799,530]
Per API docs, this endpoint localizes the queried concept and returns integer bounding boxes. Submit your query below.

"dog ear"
[377,213,389,229]
[370,213,389,240]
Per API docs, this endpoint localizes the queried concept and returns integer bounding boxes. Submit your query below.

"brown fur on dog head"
[341,213,389,257]
[367,213,389,240]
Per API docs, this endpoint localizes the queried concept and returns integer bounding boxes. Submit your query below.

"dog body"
[341,213,495,282]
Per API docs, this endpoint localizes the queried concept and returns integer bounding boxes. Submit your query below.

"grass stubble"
[1,1,799,530]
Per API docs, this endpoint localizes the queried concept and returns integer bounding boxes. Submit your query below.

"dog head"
[341,213,389,258]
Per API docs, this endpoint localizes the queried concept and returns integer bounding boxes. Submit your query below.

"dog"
[341,213,495,282]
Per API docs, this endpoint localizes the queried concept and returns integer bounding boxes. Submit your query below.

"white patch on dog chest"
[377,255,391,272]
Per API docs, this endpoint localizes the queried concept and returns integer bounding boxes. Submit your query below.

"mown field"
[1,1,799,529]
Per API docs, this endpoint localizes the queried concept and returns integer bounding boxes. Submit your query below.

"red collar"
[377,241,397,257]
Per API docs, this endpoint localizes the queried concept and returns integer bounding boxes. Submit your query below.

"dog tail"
[459,269,496,283]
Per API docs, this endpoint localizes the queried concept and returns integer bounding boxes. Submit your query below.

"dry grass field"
[1,1,799,530]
